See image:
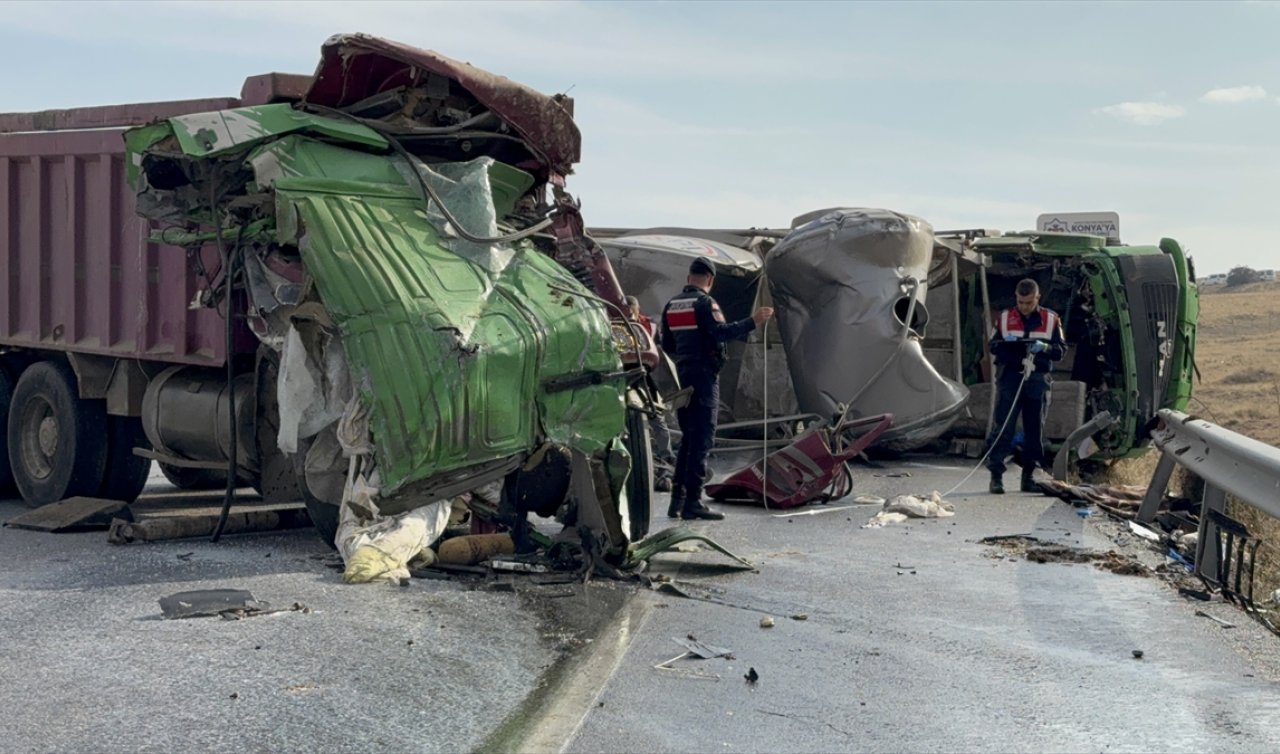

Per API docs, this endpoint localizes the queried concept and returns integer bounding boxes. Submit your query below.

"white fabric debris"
[861,511,909,529]
[336,397,373,457]
[277,326,352,454]
[337,462,452,585]
[862,491,954,528]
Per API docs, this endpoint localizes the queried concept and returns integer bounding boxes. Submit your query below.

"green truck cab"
[967,231,1199,460]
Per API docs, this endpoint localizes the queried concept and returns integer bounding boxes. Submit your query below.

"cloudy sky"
[4,0,1277,272]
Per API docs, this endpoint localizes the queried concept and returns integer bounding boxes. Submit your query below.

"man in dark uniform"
[661,258,773,520]
[986,279,1065,494]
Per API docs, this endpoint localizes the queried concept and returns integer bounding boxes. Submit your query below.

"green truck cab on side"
[969,231,1199,460]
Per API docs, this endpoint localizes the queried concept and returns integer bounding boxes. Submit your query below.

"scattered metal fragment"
[220,602,311,620]
[4,497,129,532]
[625,526,753,571]
[1194,610,1237,629]
[769,506,854,519]
[111,507,312,544]
[489,559,550,574]
[760,616,775,628]
[672,637,733,660]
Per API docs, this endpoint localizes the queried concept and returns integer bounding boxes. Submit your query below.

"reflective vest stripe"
[665,299,699,331]
[997,308,1058,340]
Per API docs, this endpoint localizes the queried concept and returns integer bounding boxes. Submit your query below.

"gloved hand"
[1029,341,1047,354]
[1003,334,1018,342]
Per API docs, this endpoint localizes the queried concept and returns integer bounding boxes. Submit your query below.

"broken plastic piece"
[159,589,260,620]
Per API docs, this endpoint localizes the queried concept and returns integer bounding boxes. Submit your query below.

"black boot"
[668,488,684,519]
[1021,469,1038,493]
[682,501,725,521]
[989,473,1005,494]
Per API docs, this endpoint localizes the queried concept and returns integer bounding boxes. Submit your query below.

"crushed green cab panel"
[167,103,388,157]
[273,176,623,492]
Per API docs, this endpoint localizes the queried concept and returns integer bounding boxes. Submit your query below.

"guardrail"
[1137,410,1280,595]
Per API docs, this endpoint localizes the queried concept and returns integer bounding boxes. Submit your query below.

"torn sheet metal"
[625,526,753,571]
[4,497,128,532]
[304,33,581,177]
[273,174,624,492]
[706,413,893,509]
[766,208,969,451]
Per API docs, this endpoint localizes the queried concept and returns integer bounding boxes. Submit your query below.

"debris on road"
[625,527,753,571]
[1195,610,1237,629]
[706,414,892,509]
[790,613,809,621]
[852,494,886,505]
[980,535,1148,577]
[863,492,954,528]
[672,636,733,660]
[1129,520,1163,542]
[760,616,775,628]
[109,507,312,544]
[4,497,128,532]
[1132,650,1144,660]
[744,667,759,684]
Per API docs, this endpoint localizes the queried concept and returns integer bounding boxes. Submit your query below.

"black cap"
[689,258,716,277]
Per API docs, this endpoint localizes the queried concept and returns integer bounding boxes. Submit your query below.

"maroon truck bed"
[0,74,309,367]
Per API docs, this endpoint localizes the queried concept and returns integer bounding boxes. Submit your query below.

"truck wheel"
[97,416,152,502]
[0,366,15,497]
[7,361,109,506]
[158,463,227,491]
[624,403,653,541]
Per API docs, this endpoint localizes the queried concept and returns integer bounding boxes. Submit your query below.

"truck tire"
[0,366,15,497]
[97,416,152,502]
[7,361,109,507]
[624,402,653,541]
[158,463,227,491]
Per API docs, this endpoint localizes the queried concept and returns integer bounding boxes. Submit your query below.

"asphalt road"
[0,466,631,754]
[5,458,1280,753]
[564,455,1280,753]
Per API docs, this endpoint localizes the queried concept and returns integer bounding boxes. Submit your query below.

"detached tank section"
[766,208,969,451]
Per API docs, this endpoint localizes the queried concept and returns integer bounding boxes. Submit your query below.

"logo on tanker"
[1036,212,1120,241]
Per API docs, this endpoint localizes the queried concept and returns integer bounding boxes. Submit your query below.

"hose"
[210,189,248,544]
[939,352,1035,498]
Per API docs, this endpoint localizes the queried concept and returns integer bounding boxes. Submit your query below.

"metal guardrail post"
[1148,409,1280,594]
[1135,452,1176,525]
[1194,484,1227,584]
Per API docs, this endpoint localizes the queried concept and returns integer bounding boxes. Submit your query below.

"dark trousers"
[673,365,719,510]
[986,374,1050,476]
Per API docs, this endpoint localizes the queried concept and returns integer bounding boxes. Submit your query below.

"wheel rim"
[19,397,58,481]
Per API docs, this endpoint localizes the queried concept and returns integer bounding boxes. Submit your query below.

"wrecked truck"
[1,35,658,560]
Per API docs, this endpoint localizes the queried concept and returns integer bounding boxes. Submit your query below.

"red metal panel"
[0,107,258,366]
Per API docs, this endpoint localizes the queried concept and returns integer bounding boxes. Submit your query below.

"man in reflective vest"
[986,278,1065,494]
[661,257,773,520]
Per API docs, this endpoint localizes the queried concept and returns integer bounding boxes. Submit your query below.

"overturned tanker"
[766,208,969,451]
[125,35,657,565]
